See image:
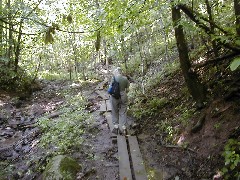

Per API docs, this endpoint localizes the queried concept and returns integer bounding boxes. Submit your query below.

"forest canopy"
[0,0,239,99]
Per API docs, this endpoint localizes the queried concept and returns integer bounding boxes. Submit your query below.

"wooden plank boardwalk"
[96,90,109,100]
[95,79,108,90]
[128,136,148,180]
[118,135,133,180]
[95,81,147,180]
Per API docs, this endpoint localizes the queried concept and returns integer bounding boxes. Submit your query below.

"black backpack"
[108,77,121,99]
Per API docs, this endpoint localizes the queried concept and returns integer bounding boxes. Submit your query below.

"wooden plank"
[104,112,114,132]
[98,100,106,112]
[95,82,104,90]
[104,112,117,141]
[128,136,147,180]
[95,80,108,90]
[117,136,133,180]
[106,99,112,111]
[96,90,109,100]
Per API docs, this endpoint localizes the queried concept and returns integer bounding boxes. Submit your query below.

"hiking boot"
[122,125,127,136]
[122,129,127,136]
[112,125,119,134]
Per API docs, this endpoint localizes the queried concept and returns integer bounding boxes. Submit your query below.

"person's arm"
[109,76,114,85]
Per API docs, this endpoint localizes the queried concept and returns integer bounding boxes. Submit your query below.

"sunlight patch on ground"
[193,57,207,65]
[70,83,81,88]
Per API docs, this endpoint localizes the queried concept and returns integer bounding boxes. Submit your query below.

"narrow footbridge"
[95,81,148,180]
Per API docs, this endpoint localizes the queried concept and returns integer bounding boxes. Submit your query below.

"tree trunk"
[120,35,128,71]
[158,13,169,62]
[178,3,240,52]
[71,26,78,79]
[205,0,218,57]
[136,31,145,94]
[172,6,206,107]
[7,0,13,67]
[234,0,240,36]
[103,39,109,72]
[14,21,23,72]
[0,0,3,57]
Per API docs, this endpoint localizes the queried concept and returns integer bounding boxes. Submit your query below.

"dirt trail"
[0,71,127,179]
[80,89,119,180]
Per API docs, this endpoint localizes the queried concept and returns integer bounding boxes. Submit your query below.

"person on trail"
[110,67,130,135]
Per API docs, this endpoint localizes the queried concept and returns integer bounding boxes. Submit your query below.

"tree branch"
[193,52,240,68]
[0,17,102,35]
[177,4,240,52]
[0,23,42,35]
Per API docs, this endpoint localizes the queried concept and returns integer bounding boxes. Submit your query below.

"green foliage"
[37,94,92,154]
[174,105,195,126]
[0,66,17,89]
[0,65,33,93]
[156,121,177,143]
[39,70,70,80]
[230,57,240,71]
[155,105,195,144]
[146,61,180,89]
[214,122,221,130]
[222,139,240,179]
[128,61,179,120]
[130,96,168,119]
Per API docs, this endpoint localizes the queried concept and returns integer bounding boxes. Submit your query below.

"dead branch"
[165,145,196,153]
[193,52,240,68]
[177,4,240,52]
[46,111,64,119]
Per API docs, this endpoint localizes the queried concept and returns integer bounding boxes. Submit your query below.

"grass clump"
[37,93,92,155]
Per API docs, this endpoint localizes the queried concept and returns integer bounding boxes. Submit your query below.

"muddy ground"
[0,79,120,180]
[0,68,240,180]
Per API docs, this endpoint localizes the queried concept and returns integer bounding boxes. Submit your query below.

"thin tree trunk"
[120,35,128,71]
[172,5,206,107]
[14,21,23,72]
[103,39,109,72]
[205,0,218,57]
[0,0,3,57]
[31,55,41,83]
[159,14,170,62]
[143,27,151,70]
[69,65,72,80]
[71,25,78,79]
[7,0,13,67]
[136,31,145,94]
[234,0,240,36]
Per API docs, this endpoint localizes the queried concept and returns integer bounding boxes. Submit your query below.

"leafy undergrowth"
[128,62,240,179]
[37,93,92,155]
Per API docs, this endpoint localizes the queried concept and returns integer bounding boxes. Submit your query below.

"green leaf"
[234,159,239,166]
[230,163,236,170]
[222,167,228,173]
[230,57,240,71]
[236,40,240,46]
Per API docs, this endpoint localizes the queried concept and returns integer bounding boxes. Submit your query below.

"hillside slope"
[129,63,240,179]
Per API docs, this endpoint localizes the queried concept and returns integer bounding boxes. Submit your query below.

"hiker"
[110,67,130,135]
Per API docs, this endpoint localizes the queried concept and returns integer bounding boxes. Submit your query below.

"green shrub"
[222,139,240,179]
[174,105,195,126]
[129,96,168,120]
[156,120,177,143]
[37,94,92,154]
